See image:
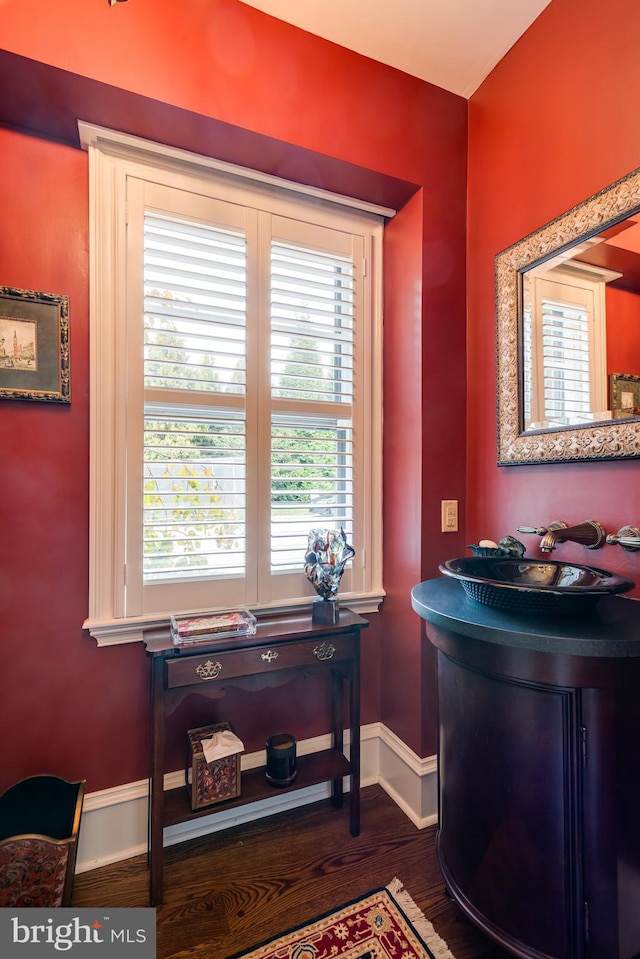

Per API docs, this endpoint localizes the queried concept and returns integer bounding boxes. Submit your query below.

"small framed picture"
[0,285,70,403]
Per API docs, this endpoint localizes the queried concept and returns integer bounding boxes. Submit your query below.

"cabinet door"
[437,651,583,959]
[581,687,640,959]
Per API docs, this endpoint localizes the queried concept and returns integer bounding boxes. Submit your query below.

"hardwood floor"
[73,784,512,958]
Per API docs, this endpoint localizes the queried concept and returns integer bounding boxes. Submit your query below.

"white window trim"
[79,122,387,646]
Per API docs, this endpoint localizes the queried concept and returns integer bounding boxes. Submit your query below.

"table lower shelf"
[162,747,351,827]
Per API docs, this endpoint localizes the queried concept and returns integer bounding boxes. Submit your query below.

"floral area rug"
[229,877,456,959]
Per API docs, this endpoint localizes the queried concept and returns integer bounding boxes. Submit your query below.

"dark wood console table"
[144,610,368,905]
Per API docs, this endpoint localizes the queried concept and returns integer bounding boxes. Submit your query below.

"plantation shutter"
[522,302,533,426]
[540,298,591,424]
[270,240,354,573]
[123,182,251,614]
[121,179,372,616]
[523,269,606,428]
[82,123,385,644]
[143,212,248,586]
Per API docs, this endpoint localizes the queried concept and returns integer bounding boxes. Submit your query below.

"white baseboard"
[375,723,438,829]
[75,723,437,874]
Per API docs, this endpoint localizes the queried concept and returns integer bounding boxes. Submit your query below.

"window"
[80,124,386,644]
[522,265,608,429]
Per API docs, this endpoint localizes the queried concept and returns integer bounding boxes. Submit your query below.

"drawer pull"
[195,660,223,681]
[313,642,336,661]
[261,649,279,663]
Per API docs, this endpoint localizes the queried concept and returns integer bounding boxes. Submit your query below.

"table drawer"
[165,632,358,689]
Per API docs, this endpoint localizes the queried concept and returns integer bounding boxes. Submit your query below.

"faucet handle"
[517,522,567,537]
[606,525,640,551]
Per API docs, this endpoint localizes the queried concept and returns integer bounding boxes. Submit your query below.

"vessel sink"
[439,556,635,615]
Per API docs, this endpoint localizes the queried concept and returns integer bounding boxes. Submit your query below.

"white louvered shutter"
[270,239,354,574]
[540,298,591,424]
[121,178,374,616]
[523,269,606,428]
[143,212,248,585]
[83,127,385,643]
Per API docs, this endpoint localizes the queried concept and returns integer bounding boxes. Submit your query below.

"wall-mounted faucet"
[517,520,606,553]
[606,526,640,551]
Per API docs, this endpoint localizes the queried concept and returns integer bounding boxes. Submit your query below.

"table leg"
[331,666,344,808]
[150,656,165,905]
[350,640,361,836]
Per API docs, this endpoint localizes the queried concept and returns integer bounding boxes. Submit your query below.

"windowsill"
[84,592,385,647]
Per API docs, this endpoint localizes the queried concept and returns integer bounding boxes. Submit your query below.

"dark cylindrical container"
[265,733,297,786]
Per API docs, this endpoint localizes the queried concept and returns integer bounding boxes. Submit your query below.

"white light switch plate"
[441,500,458,532]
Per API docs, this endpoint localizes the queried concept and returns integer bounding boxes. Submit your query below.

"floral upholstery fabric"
[0,837,69,907]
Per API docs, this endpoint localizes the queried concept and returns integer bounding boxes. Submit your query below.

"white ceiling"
[238,0,552,99]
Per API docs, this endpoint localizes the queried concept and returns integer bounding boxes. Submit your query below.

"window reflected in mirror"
[521,218,640,431]
[522,261,608,429]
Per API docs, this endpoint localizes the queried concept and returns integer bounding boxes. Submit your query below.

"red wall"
[0,0,467,792]
[467,0,640,589]
[606,288,640,377]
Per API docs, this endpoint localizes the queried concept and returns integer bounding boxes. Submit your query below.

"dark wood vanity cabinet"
[412,578,640,959]
[437,653,584,958]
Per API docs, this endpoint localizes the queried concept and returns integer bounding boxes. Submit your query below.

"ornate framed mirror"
[496,167,640,464]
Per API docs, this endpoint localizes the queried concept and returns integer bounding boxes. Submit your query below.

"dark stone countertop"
[411,577,640,658]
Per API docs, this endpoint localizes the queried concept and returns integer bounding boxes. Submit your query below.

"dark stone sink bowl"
[439,556,635,615]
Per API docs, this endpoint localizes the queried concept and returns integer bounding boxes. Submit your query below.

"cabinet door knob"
[261,649,279,663]
[313,642,336,661]
[195,660,223,681]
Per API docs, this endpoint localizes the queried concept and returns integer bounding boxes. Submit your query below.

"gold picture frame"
[610,372,640,417]
[0,285,70,403]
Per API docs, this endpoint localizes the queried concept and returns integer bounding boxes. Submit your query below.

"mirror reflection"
[522,216,640,430]
[496,164,640,464]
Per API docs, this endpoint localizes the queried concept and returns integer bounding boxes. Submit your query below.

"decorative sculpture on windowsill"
[304,527,355,624]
